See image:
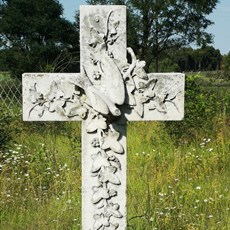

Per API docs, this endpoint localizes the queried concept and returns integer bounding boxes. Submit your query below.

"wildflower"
[67,199,71,204]
[204,199,208,203]
[208,148,213,152]
[208,215,213,218]
[195,186,201,190]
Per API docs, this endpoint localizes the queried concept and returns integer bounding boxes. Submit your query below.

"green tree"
[221,52,230,81]
[222,52,230,72]
[86,0,218,72]
[192,46,222,71]
[168,46,222,72]
[0,0,79,77]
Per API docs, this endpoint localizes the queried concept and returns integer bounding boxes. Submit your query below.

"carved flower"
[148,91,180,114]
[93,213,110,230]
[108,155,121,170]
[91,151,110,173]
[86,115,107,133]
[28,83,49,117]
[88,27,104,48]
[105,203,123,218]
[148,94,167,114]
[133,79,157,117]
[98,166,121,185]
[48,98,66,113]
[29,83,44,104]
[101,129,124,154]
[91,138,100,148]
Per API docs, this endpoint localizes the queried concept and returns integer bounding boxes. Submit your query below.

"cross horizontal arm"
[23,73,86,121]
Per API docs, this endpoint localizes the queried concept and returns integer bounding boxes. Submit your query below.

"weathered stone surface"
[80,6,127,229]
[22,5,185,230]
[124,73,185,121]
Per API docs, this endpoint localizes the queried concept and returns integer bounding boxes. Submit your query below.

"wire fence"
[0,73,22,115]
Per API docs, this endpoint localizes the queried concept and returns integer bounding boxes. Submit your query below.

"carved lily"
[91,151,110,173]
[28,83,49,117]
[133,79,158,117]
[105,203,123,218]
[98,166,121,185]
[48,98,66,113]
[148,94,167,114]
[29,83,43,104]
[101,129,124,154]
[93,213,110,230]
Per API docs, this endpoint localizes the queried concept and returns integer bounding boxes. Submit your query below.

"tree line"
[0,0,229,78]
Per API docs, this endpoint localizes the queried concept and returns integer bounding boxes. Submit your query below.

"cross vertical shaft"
[80,6,128,229]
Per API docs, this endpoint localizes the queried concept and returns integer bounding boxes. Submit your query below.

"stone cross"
[22,6,184,230]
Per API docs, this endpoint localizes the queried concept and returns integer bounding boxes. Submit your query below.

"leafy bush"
[0,103,20,149]
[164,74,229,142]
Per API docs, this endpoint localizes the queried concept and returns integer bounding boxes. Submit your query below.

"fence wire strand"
[0,75,22,115]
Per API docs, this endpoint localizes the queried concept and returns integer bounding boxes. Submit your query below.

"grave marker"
[23,5,184,230]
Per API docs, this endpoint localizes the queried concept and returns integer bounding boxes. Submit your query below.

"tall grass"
[0,118,229,229]
[127,122,230,229]
[0,73,229,229]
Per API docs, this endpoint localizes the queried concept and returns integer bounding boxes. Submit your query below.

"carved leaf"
[104,223,119,230]
[86,115,107,133]
[105,203,123,218]
[101,129,124,154]
[98,166,121,185]
[93,214,110,230]
[91,151,110,173]
[66,106,88,119]
[92,186,110,204]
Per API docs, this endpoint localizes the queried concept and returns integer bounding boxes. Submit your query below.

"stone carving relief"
[23,9,184,229]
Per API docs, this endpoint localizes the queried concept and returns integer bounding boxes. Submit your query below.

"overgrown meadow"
[0,73,229,229]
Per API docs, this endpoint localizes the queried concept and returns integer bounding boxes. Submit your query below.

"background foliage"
[0,0,80,77]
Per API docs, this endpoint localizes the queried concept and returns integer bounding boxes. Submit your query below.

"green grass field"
[0,73,229,229]
[0,119,229,230]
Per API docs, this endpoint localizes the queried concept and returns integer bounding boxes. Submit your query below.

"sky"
[59,0,230,55]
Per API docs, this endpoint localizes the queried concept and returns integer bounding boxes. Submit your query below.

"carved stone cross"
[22,6,184,230]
